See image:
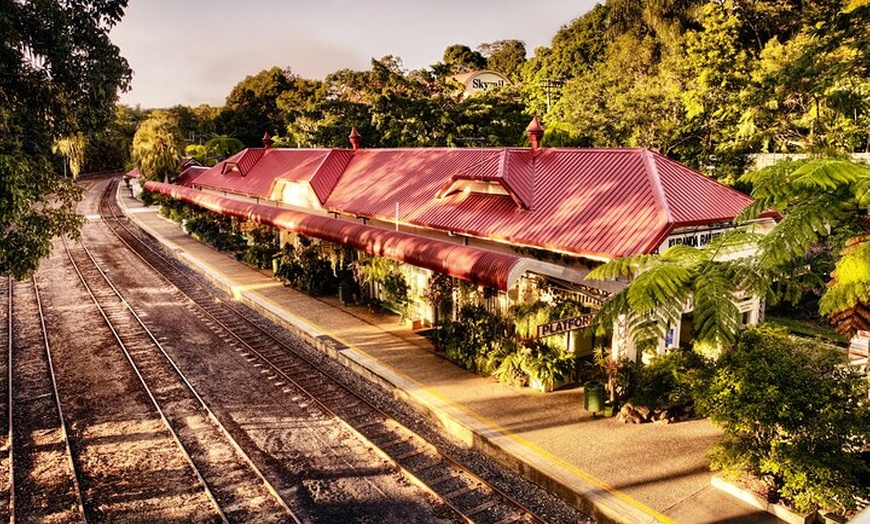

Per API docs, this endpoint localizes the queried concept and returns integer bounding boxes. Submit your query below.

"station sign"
[657,225,734,254]
[536,314,593,339]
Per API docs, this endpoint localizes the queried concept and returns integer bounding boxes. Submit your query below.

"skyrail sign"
[536,314,593,339]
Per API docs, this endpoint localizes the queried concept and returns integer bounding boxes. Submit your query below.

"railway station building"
[144,119,775,365]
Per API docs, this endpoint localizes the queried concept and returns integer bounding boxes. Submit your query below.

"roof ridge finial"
[526,116,544,151]
[348,127,362,151]
[262,131,273,149]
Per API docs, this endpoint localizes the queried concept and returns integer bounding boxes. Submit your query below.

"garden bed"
[711,476,816,524]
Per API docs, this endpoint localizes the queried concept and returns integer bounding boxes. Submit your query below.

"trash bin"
[584,381,605,413]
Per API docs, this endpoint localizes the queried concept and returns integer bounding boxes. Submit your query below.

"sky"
[110,0,597,109]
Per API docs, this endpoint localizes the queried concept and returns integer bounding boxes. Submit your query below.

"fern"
[791,160,870,191]
[820,237,870,316]
[692,267,740,347]
[586,253,655,280]
[757,193,851,268]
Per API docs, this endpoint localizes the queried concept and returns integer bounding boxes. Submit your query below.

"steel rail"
[63,229,302,524]
[5,276,12,523]
[61,236,230,524]
[30,276,88,523]
[103,177,546,524]
[8,277,88,523]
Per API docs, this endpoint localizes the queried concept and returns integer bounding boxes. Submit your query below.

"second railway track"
[8,276,85,523]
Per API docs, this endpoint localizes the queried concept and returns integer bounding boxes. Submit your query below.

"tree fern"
[692,265,740,347]
[757,192,852,268]
[820,236,870,328]
[745,158,870,336]
[791,160,870,192]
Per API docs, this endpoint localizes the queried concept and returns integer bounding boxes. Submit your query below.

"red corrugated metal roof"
[174,166,208,188]
[173,144,756,261]
[144,181,524,290]
[310,149,355,204]
[192,148,332,199]
[325,147,746,259]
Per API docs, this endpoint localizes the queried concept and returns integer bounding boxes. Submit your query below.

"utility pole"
[542,78,565,113]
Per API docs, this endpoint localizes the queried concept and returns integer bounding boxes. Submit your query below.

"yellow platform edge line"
[314,326,678,524]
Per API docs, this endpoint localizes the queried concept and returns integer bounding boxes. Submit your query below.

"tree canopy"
[0,0,131,279]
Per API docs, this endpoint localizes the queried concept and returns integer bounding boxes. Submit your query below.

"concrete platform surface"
[118,187,782,524]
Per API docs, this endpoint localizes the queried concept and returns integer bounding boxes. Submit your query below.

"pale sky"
[110,0,597,109]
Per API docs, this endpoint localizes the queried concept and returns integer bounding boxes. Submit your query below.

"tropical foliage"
[0,0,131,279]
[131,112,182,182]
[741,158,870,334]
[586,233,756,353]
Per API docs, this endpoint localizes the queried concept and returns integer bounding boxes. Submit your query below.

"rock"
[618,404,644,424]
[653,418,671,425]
[635,405,652,421]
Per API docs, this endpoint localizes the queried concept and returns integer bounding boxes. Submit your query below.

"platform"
[118,187,782,524]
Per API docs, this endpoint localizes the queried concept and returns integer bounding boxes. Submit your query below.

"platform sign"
[536,314,593,339]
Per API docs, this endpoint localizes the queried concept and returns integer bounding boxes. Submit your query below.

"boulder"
[617,403,645,424]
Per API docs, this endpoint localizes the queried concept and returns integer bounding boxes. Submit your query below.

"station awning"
[144,181,531,291]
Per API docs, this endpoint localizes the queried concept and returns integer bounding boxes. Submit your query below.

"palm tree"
[131,113,181,182]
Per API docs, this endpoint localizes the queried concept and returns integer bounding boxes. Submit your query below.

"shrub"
[274,239,337,296]
[381,272,410,316]
[625,348,711,410]
[696,326,870,514]
[435,305,511,372]
[140,188,158,206]
[519,339,575,389]
[243,225,278,269]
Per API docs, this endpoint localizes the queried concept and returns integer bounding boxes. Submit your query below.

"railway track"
[0,276,9,521]
[60,236,300,523]
[8,276,86,523]
[102,178,548,524]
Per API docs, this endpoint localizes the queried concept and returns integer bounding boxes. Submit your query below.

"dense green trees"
[478,40,527,81]
[1,0,131,279]
[522,0,868,177]
[219,67,300,146]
